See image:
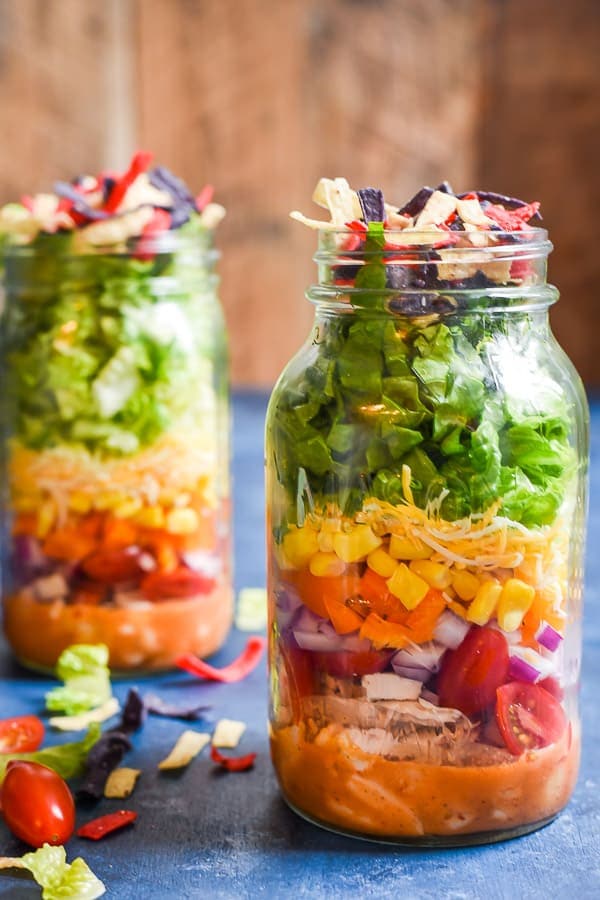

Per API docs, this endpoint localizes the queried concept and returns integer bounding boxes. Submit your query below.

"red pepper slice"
[195,184,214,211]
[210,745,256,772]
[104,151,153,213]
[76,810,137,840]
[175,636,267,683]
[345,219,367,233]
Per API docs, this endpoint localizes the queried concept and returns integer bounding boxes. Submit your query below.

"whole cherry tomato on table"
[0,715,45,753]
[1,760,75,847]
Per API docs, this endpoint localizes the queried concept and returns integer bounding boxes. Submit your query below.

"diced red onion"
[293,606,323,633]
[392,641,445,674]
[391,664,432,682]
[293,630,344,652]
[535,620,563,653]
[508,655,540,683]
[508,646,556,683]
[340,634,372,654]
[433,610,470,649]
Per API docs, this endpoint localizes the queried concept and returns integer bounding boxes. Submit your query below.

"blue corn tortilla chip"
[144,694,212,721]
[112,688,146,735]
[461,190,543,221]
[54,182,109,221]
[397,186,434,218]
[77,731,132,801]
[357,187,386,223]
[149,165,196,228]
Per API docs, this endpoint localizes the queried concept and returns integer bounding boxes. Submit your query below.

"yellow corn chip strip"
[104,767,141,799]
[49,697,120,732]
[212,719,246,749]
[158,730,210,770]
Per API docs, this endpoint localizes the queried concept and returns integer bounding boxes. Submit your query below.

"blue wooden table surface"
[0,390,598,900]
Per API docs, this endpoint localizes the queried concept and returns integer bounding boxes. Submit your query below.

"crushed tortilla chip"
[235,587,267,631]
[49,697,120,732]
[212,719,246,749]
[104,767,141,799]
[158,730,210,770]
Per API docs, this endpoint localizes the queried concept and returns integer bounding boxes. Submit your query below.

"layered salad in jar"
[267,179,585,842]
[0,152,232,671]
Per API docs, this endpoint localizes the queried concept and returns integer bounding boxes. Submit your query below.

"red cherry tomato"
[0,715,45,753]
[437,626,509,716]
[537,675,564,701]
[495,682,567,756]
[141,567,215,601]
[81,548,142,583]
[1,761,75,847]
[312,649,393,678]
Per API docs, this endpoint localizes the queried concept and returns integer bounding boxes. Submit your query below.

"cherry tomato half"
[1,761,75,847]
[495,681,567,756]
[437,626,509,716]
[141,567,215,601]
[312,649,393,678]
[0,715,45,753]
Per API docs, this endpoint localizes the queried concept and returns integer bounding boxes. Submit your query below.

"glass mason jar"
[266,226,589,845]
[1,231,232,672]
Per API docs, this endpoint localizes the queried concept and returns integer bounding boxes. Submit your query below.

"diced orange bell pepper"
[12,514,37,537]
[324,596,364,635]
[42,529,98,563]
[102,517,139,549]
[283,568,362,620]
[521,593,565,646]
[359,568,400,617]
[401,589,446,642]
[78,513,105,539]
[359,612,412,650]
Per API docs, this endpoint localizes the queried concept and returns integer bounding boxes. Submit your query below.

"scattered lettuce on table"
[46,644,112,716]
[0,844,105,900]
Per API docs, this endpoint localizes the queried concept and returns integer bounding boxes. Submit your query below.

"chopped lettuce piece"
[3,844,106,899]
[0,724,100,782]
[46,644,112,715]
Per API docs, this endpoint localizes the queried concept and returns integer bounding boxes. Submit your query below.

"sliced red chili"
[104,151,153,213]
[76,810,137,841]
[210,745,256,772]
[195,184,214,211]
[175,636,267,683]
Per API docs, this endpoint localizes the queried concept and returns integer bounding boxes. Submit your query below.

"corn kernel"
[317,530,335,553]
[114,498,143,519]
[135,505,166,529]
[333,525,381,563]
[497,578,535,632]
[173,492,192,508]
[281,525,319,569]
[409,559,453,590]
[165,507,199,535]
[67,491,93,514]
[95,491,126,510]
[367,547,398,578]
[388,535,432,560]
[36,500,57,538]
[467,580,502,625]
[386,563,429,609]
[452,570,480,602]
[309,552,346,577]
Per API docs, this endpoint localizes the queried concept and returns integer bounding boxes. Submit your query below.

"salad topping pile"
[1,153,232,671]
[267,179,582,840]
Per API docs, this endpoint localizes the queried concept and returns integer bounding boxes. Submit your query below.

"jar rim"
[2,229,218,260]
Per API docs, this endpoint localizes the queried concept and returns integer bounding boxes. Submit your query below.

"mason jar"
[1,230,232,672]
[266,225,588,844]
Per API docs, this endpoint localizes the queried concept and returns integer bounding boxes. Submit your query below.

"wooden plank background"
[0,0,598,387]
